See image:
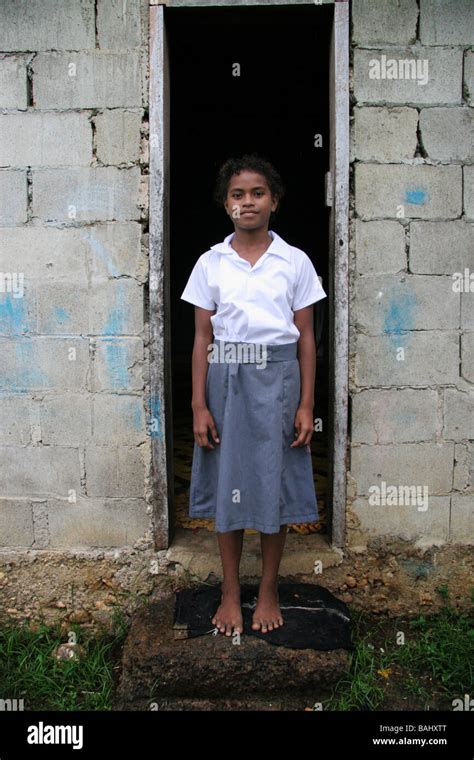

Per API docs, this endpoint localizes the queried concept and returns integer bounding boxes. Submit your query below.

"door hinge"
[325,171,333,207]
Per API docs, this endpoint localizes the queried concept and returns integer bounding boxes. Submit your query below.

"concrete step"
[166,526,343,580]
[115,589,350,710]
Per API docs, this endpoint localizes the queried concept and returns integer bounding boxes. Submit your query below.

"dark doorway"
[168,4,333,539]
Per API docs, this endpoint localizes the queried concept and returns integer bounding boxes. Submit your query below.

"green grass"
[0,609,129,711]
[324,588,474,711]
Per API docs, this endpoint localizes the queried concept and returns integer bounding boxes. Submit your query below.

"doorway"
[148,1,349,551]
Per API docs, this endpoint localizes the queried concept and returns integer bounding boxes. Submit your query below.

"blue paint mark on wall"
[0,339,50,392]
[54,307,71,325]
[404,188,427,205]
[383,290,418,347]
[104,339,130,389]
[0,293,30,336]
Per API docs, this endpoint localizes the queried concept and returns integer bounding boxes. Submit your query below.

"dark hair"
[213,153,286,221]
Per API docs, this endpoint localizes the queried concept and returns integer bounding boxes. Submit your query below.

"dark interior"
[167,3,333,536]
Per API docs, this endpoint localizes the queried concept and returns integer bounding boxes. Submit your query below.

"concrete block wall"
[349,0,474,546]
[0,0,153,549]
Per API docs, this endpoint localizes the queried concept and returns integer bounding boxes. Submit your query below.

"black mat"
[173,583,353,650]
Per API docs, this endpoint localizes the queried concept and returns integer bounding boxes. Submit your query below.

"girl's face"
[224,171,278,231]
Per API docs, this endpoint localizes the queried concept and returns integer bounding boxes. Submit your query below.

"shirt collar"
[209,229,292,262]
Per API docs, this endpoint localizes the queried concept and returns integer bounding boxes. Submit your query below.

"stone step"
[115,588,351,709]
[166,526,343,580]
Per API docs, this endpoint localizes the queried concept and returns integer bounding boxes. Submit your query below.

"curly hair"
[213,153,286,219]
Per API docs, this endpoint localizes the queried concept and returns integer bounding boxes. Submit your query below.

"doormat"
[173,583,353,651]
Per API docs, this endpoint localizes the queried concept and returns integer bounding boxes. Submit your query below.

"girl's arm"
[294,305,316,410]
[191,306,215,411]
[291,306,316,448]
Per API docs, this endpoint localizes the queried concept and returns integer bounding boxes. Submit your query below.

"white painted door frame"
[148,0,349,549]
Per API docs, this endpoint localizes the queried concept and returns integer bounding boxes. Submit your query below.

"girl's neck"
[231,228,273,252]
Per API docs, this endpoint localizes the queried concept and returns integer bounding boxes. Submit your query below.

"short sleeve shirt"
[180,229,327,345]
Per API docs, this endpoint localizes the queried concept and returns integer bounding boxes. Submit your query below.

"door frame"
[148,0,349,549]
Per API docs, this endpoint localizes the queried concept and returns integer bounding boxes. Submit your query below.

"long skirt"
[189,339,319,534]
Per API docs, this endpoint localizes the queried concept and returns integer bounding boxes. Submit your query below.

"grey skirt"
[189,339,319,534]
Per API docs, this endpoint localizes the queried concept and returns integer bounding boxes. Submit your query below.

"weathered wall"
[348,0,474,547]
[0,0,155,551]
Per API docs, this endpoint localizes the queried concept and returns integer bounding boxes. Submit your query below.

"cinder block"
[450,494,474,544]
[444,388,474,439]
[0,500,34,546]
[420,108,474,163]
[0,223,144,283]
[0,170,27,226]
[353,106,418,162]
[465,51,474,107]
[0,56,28,108]
[32,167,141,223]
[420,0,474,45]
[33,52,141,109]
[355,164,462,220]
[352,388,439,444]
[354,48,463,105]
[461,334,474,384]
[0,227,89,283]
[89,279,144,336]
[351,495,450,543]
[0,337,89,392]
[353,274,460,333]
[0,113,92,167]
[0,0,95,51]
[91,338,144,391]
[464,166,474,220]
[40,395,92,446]
[0,396,31,444]
[410,221,474,274]
[0,445,81,498]
[82,222,145,282]
[92,395,147,445]
[454,442,474,491]
[96,0,142,49]
[355,220,406,274]
[85,446,146,497]
[352,0,418,46]
[354,332,459,386]
[461,293,474,330]
[95,110,141,165]
[47,498,149,547]
[351,442,454,496]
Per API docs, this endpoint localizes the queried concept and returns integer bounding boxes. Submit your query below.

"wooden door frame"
[148,0,349,549]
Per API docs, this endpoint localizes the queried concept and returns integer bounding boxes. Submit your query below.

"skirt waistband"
[210,339,297,363]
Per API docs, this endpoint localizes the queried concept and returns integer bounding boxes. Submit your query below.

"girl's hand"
[290,405,314,448]
[193,406,220,449]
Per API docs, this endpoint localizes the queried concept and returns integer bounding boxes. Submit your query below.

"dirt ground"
[0,539,472,632]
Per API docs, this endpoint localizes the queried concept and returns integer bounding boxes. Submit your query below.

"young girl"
[180,154,327,638]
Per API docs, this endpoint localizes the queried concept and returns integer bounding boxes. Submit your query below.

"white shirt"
[180,229,327,345]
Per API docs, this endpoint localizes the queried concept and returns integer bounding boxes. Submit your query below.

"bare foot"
[251,584,283,633]
[211,582,243,637]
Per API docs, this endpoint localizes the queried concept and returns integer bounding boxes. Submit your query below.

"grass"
[323,586,474,711]
[0,608,130,711]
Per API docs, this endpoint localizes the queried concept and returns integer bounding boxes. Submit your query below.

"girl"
[180,154,327,638]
